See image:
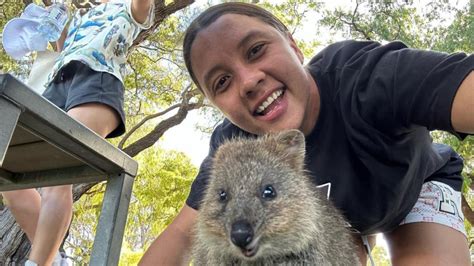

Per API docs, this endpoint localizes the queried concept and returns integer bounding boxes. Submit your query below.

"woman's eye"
[213,75,230,93]
[248,43,264,59]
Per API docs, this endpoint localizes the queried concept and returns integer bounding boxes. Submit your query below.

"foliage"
[66,184,105,265]
[371,245,390,266]
[0,1,33,77]
[259,0,323,59]
[432,5,473,54]
[125,16,187,113]
[118,243,143,266]
[319,1,463,50]
[124,147,196,250]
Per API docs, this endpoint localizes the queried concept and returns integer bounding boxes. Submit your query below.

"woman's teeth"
[256,89,283,115]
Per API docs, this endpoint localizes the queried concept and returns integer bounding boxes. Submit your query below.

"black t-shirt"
[186,40,473,234]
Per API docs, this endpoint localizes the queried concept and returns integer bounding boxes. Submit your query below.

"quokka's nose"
[230,220,254,248]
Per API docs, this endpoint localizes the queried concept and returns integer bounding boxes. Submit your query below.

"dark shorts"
[42,61,125,138]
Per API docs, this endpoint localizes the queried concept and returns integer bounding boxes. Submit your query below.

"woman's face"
[190,14,319,135]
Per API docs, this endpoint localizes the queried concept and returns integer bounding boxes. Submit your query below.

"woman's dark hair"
[183,2,289,92]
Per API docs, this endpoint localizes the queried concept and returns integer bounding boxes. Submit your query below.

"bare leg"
[66,103,120,137]
[22,103,120,265]
[385,222,470,265]
[29,185,73,265]
[2,189,41,241]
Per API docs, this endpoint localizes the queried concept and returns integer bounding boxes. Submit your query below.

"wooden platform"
[0,73,138,265]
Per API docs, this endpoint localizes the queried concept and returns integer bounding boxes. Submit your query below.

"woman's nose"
[238,66,265,98]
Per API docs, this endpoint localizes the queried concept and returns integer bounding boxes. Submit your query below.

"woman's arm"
[451,71,474,134]
[53,24,69,52]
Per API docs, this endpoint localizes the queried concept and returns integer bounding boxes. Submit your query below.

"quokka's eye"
[261,185,276,200]
[219,190,228,202]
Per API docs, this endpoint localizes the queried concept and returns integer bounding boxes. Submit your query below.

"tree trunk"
[0,208,30,265]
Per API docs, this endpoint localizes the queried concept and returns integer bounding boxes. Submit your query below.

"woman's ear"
[286,32,304,63]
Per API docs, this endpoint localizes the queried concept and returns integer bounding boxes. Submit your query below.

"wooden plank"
[0,165,110,191]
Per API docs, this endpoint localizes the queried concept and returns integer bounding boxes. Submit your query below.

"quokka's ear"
[273,129,306,168]
[275,129,305,149]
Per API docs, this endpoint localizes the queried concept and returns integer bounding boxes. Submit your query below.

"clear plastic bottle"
[37,1,68,42]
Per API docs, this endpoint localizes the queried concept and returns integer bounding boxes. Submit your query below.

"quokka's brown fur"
[192,129,360,265]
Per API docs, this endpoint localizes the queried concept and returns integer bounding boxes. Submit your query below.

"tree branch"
[133,0,195,47]
[118,103,181,149]
[337,2,372,40]
[123,100,203,157]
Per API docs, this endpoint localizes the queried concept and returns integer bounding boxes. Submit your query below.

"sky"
[159,111,211,166]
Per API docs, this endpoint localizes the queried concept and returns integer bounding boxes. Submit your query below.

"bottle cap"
[2,3,49,60]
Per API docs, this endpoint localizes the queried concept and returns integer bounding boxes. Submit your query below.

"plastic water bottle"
[37,1,68,42]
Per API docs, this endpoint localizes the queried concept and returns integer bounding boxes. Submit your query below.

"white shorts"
[399,181,466,237]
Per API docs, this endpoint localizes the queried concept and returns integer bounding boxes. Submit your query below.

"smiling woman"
[187,13,318,136]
